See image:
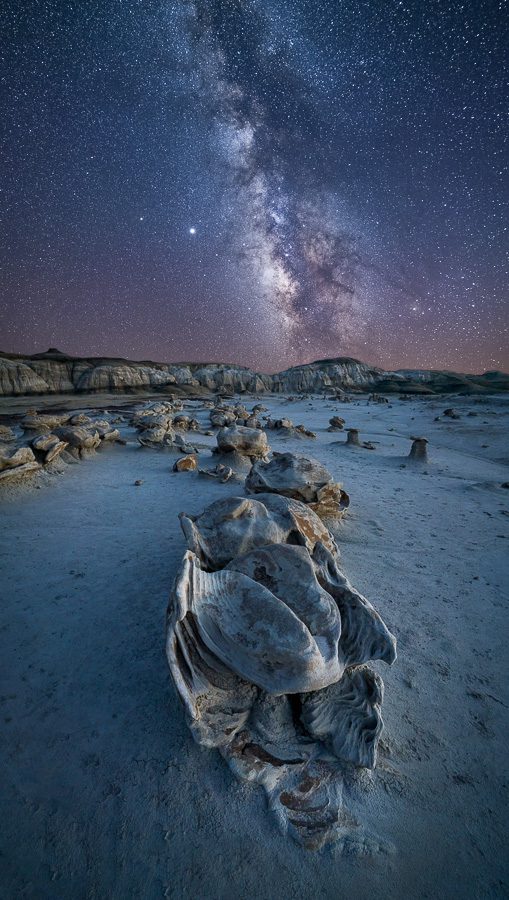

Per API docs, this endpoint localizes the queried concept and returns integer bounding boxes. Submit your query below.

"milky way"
[1,0,507,372]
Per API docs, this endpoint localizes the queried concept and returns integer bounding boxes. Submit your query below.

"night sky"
[1,0,507,373]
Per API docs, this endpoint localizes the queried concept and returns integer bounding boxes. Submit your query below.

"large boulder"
[167,490,397,849]
[215,424,269,460]
[179,493,338,571]
[246,452,349,519]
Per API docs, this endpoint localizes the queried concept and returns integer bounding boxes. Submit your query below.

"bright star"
[189,226,196,235]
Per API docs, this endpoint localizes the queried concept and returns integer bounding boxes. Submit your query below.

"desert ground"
[1,391,508,899]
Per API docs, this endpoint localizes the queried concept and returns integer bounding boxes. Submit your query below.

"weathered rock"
[210,408,237,428]
[215,424,269,460]
[198,463,234,483]
[246,452,349,520]
[223,698,348,850]
[173,455,197,472]
[328,416,345,431]
[244,415,262,429]
[408,436,429,461]
[346,428,360,446]
[0,446,37,469]
[174,433,197,454]
[167,500,397,849]
[266,417,293,430]
[0,446,41,480]
[94,425,121,442]
[171,549,342,695]
[69,413,91,425]
[443,408,460,419]
[0,358,52,395]
[300,666,384,768]
[0,460,41,481]
[1,352,506,397]
[311,542,397,668]
[21,413,70,433]
[179,494,338,571]
[53,426,101,458]
[31,433,68,463]
[0,425,16,442]
[76,364,178,392]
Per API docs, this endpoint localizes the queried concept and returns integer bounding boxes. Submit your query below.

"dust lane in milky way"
[1,0,507,372]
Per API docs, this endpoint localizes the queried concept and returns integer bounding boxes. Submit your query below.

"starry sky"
[1,0,507,373]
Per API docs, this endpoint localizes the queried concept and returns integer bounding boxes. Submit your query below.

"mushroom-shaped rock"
[245,452,349,519]
[215,424,269,460]
[346,428,361,446]
[179,493,338,571]
[408,436,428,462]
[169,550,342,696]
[31,433,68,463]
[173,455,197,472]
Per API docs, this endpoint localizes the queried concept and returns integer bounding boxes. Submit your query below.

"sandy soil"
[1,393,508,899]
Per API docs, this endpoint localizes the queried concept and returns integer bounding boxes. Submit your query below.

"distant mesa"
[0,349,507,397]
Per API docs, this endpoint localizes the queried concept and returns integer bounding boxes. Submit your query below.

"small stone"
[173,455,197,472]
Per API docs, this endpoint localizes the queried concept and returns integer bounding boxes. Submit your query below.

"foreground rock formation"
[167,491,396,848]
[2,349,507,396]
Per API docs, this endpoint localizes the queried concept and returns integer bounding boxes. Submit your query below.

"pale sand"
[1,393,508,899]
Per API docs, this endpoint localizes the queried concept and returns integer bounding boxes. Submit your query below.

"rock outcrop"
[167,491,396,848]
[1,349,507,397]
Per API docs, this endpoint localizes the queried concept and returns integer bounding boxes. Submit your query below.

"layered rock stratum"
[0,348,507,396]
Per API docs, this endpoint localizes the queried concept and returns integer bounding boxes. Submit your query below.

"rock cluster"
[0,408,124,482]
[167,489,396,848]
[132,401,196,452]
[265,417,316,438]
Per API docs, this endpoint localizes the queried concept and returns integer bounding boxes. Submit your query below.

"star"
[189,227,197,235]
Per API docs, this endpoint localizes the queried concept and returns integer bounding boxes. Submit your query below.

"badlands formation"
[0,378,508,898]
[2,347,509,396]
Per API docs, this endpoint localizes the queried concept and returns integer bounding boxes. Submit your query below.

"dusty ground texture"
[1,392,508,899]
